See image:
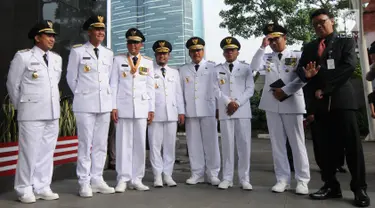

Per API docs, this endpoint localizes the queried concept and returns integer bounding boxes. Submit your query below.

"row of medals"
[265,56,297,72]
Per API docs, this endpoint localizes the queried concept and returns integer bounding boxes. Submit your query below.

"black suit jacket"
[296,32,358,113]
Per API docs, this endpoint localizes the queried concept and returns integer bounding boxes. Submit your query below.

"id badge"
[327,59,335,70]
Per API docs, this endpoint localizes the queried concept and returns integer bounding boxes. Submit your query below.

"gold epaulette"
[17,49,30,53]
[72,44,83,48]
[143,55,153,60]
[239,60,250,65]
[215,63,222,67]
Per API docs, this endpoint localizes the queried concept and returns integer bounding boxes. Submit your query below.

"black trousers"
[311,120,345,170]
[315,110,366,191]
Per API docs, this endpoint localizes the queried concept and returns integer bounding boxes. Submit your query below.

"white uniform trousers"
[15,119,59,196]
[148,121,177,177]
[185,117,220,178]
[220,119,251,183]
[75,112,110,186]
[265,111,310,183]
[116,118,147,183]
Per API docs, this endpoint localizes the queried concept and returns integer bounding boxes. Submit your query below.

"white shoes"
[79,184,93,198]
[186,175,204,185]
[115,181,127,193]
[129,181,150,191]
[241,182,253,191]
[163,174,177,187]
[18,193,36,204]
[295,182,309,195]
[218,180,233,190]
[209,177,221,186]
[154,176,163,188]
[91,182,115,194]
[272,181,290,193]
[35,190,59,200]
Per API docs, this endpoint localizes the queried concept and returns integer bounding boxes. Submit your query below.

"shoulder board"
[103,46,113,51]
[215,63,222,67]
[117,53,127,56]
[17,49,30,53]
[143,55,153,60]
[239,60,250,65]
[207,60,216,65]
[50,51,61,56]
[72,44,83,48]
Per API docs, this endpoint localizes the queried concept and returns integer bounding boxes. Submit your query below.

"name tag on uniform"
[327,59,335,70]
[31,62,40,65]
[121,64,128,67]
[83,57,91,60]
[219,72,226,75]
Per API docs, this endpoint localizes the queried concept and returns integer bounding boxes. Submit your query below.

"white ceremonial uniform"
[178,59,221,179]
[250,47,310,184]
[66,42,114,186]
[6,46,62,197]
[110,53,155,184]
[148,63,184,178]
[214,60,254,184]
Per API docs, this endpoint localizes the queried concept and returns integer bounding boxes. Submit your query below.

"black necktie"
[278,53,282,60]
[94,48,99,59]
[132,56,138,66]
[194,64,199,71]
[161,67,166,77]
[43,53,48,66]
[229,63,234,72]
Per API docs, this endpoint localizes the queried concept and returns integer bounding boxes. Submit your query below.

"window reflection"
[40,0,107,95]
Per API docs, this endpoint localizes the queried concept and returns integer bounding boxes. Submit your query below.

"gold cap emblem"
[47,21,53,28]
[98,16,104,23]
[159,41,165,47]
[192,38,198,45]
[268,25,274,32]
[226,38,232,45]
[131,30,137,36]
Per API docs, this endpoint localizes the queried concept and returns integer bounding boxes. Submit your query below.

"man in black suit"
[296,9,369,207]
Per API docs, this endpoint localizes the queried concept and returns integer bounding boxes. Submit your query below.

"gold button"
[230,82,233,84]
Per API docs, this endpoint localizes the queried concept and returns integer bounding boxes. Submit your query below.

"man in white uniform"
[148,40,185,188]
[7,20,61,203]
[111,28,155,192]
[179,37,221,186]
[250,23,310,195]
[214,37,254,190]
[66,15,115,197]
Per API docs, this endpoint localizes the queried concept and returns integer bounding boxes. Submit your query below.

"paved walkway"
[1,138,374,208]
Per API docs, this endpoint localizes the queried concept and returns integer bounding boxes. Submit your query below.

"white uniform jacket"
[6,46,62,121]
[214,60,254,120]
[178,59,217,118]
[66,42,114,113]
[250,48,306,114]
[110,54,155,119]
[153,63,185,122]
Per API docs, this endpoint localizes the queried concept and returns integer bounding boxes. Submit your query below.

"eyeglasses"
[312,18,329,27]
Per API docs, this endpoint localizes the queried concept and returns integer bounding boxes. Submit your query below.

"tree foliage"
[219,0,351,45]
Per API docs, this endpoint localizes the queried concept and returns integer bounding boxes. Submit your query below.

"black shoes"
[309,185,343,200]
[310,185,370,207]
[354,189,370,207]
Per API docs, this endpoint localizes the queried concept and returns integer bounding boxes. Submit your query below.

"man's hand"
[261,35,271,48]
[306,114,315,123]
[272,88,287,101]
[226,101,239,116]
[303,61,321,79]
[315,89,324,100]
[111,109,118,123]
[178,114,185,125]
[147,112,154,125]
